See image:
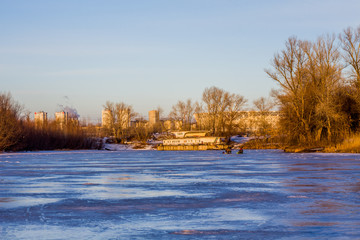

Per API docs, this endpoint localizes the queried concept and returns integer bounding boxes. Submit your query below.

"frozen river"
[1,150,360,239]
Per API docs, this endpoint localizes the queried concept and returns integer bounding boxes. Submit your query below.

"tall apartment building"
[148,110,159,125]
[34,111,47,127]
[55,111,69,129]
[55,111,68,123]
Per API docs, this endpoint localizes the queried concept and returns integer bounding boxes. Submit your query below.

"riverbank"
[239,136,281,150]
[281,135,360,153]
[323,135,360,153]
[3,135,359,153]
[239,134,360,153]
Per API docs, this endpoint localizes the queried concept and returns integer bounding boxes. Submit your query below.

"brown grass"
[325,134,360,153]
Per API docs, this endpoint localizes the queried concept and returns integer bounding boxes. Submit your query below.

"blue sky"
[1,0,360,122]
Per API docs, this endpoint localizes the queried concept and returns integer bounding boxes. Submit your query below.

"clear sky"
[1,0,360,122]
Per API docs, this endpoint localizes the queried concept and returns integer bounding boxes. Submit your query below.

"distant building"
[55,111,79,129]
[130,118,147,128]
[102,110,112,128]
[55,111,69,123]
[148,110,159,125]
[55,111,69,129]
[34,111,47,128]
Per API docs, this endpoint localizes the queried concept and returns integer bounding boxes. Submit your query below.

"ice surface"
[1,149,360,239]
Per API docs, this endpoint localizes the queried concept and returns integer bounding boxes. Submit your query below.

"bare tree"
[340,26,360,85]
[265,37,314,143]
[305,35,343,142]
[193,101,204,130]
[130,115,151,141]
[169,99,196,130]
[103,101,136,143]
[185,99,196,130]
[202,86,247,136]
[252,97,274,136]
[253,97,274,112]
[0,92,24,151]
[169,100,186,130]
[225,93,247,136]
[266,35,346,144]
[202,86,229,135]
[339,26,360,132]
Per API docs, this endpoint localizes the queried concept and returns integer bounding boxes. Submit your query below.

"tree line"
[0,92,97,151]
[102,86,275,143]
[168,86,249,136]
[101,101,152,143]
[266,26,360,146]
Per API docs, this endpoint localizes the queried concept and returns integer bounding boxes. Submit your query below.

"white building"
[148,110,159,125]
[34,111,47,127]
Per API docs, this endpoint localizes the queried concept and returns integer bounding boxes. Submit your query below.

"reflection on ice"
[199,207,267,221]
[80,187,206,200]
[0,224,121,240]
[0,197,60,209]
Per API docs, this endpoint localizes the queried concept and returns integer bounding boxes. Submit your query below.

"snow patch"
[230,135,252,143]
[102,138,154,151]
